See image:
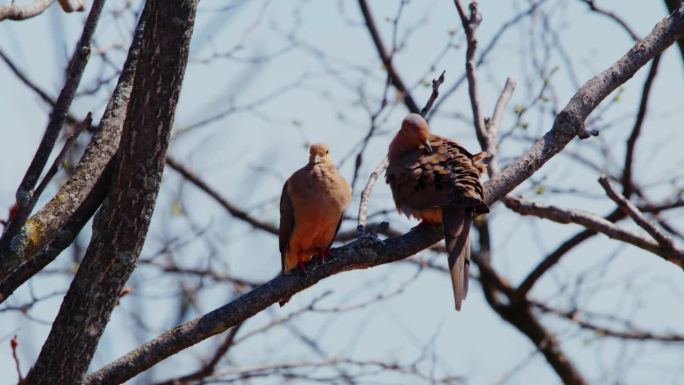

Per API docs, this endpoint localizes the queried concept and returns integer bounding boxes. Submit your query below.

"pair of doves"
[278,113,488,310]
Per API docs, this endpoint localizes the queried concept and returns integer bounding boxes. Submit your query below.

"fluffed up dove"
[279,143,352,305]
[386,113,488,310]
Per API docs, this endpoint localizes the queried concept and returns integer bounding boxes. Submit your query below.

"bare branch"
[505,195,684,267]
[622,55,661,197]
[599,176,676,249]
[0,0,107,281]
[421,70,446,117]
[166,156,279,235]
[453,0,488,151]
[357,0,420,113]
[485,77,516,175]
[581,0,641,41]
[357,157,389,229]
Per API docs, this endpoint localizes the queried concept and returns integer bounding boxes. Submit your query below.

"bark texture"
[23,1,198,384]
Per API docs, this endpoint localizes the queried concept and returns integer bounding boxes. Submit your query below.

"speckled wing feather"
[386,135,488,214]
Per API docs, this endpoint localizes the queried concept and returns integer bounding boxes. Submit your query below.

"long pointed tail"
[442,207,472,311]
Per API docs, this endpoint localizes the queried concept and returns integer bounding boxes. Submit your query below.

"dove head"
[389,113,433,159]
[308,143,331,165]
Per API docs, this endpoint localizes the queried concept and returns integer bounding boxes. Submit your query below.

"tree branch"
[483,3,684,204]
[24,1,199,383]
[357,0,420,113]
[0,0,107,282]
[599,176,676,249]
[0,0,55,22]
[505,195,684,267]
[454,0,488,151]
[622,54,661,197]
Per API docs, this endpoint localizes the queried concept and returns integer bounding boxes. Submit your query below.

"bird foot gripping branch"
[355,222,388,248]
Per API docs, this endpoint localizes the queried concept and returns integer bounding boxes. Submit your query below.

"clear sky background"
[1,1,684,384]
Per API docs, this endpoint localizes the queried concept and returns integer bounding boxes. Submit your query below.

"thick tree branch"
[24,1,199,383]
[664,0,684,63]
[0,164,112,303]
[0,10,143,296]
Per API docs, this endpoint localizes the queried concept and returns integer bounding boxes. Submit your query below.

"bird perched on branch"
[279,143,351,305]
[386,114,488,310]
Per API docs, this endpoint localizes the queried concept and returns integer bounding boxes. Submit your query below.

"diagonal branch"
[166,156,279,235]
[0,0,107,282]
[599,176,676,249]
[357,0,420,113]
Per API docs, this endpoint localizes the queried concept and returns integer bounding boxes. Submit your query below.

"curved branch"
[357,0,420,113]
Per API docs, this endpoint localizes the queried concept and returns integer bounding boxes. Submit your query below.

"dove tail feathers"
[442,207,472,311]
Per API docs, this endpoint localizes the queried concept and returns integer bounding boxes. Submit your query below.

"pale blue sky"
[1,1,683,384]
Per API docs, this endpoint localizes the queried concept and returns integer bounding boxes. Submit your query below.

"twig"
[598,176,676,249]
[581,0,640,41]
[532,300,684,342]
[10,335,22,382]
[485,77,516,175]
[357,0,420,113]
[166,156,279,235]
[357,157,389,228]
[420,70,445,118]
[454,0,488,151]
[431,0,543,117]
[622,55,661,197]
[153,322,245,385]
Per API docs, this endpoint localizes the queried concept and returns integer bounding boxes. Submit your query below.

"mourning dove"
[279,143,352,305]
[386,114,488,310]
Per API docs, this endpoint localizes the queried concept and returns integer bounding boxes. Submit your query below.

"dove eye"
[326,150,329,154]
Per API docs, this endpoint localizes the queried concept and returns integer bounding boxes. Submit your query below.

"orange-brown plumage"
[279,143,351,304]
[386,114,488,310]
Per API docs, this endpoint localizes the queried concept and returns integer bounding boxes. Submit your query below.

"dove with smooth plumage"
[279,143,351,305]
[386,113,488,310]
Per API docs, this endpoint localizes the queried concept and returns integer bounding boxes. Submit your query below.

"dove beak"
[314,154,321,164]
[424,140,433,153]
